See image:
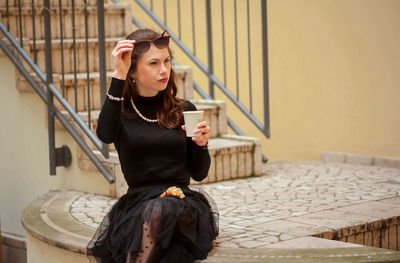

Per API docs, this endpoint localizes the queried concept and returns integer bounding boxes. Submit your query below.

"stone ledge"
[202,246,400,263]
[20,37,120,75]
[21,190,94,255]
[194,100,227,138]
[21,189,400,263]
[264,236,363,249]
[174,66,193,100]
[321,152,400,169]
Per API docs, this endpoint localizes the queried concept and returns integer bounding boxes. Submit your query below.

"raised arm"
[96,78,124,144]
[97,39,136,144]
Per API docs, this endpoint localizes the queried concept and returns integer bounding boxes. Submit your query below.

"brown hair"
[121,28,185,129]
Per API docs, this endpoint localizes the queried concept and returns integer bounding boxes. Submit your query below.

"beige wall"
[0,54,109,237]
[265,0,400,160]
[26,233,89,263]
[126,0,400,161]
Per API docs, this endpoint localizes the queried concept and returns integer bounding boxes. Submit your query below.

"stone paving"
[69,160,400,249]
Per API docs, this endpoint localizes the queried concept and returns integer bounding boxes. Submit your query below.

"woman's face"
[132,43,171,97]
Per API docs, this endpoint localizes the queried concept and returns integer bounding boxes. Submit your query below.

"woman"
[87,29,219,263]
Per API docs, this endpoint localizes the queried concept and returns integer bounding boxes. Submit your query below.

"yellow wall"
[124,0,400,161]
[267,0,400,160]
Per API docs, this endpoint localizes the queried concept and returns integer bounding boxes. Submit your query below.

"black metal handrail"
[127,4,249,139]
[0,0,113,182]
[113,0,269,162]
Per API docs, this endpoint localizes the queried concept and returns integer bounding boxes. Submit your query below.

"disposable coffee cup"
[183,111,204,137]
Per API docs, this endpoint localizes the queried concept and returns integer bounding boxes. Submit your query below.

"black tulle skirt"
[87,184,219,263]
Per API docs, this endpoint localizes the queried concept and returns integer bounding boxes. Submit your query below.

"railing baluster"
[97,0,107,108]
[58,0,65,97]
[221,0,226,86]
[6,0,9,31]
[84,0,91,128]
[43,0,56,175]
[71,0,78,112]
[163,0,167,25]
[17,0,22,46]
[177,0,181,39]
[247,0,252,113]
[234,0,239,100]
[97,0,109,158]
[205,0,213,98]
[191,0,196,55]
[150,0,153,11]
[31,0,37,63]
[261,0,270,138]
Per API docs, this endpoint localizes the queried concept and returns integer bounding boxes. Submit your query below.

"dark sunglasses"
[133,31,170,53]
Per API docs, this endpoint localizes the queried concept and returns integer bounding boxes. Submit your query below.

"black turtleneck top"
[96,77,211,187]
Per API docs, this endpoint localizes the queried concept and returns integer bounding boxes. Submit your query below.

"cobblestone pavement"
[70,161,400,249]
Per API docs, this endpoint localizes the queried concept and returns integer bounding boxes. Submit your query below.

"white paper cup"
[183,111,204,137]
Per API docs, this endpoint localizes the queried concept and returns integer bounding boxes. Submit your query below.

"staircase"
[2,0,262,199]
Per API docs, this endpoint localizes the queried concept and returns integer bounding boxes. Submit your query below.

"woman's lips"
[159,78,168,83]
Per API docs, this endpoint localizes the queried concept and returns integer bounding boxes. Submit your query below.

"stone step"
[0,4,131,40]
[20,189,400,263]
[17,71,114,111]
[174,65,194,100]
[0,0,106,8]
[22,37,120,75]
[17,66,195,112]
[78,135,262,198]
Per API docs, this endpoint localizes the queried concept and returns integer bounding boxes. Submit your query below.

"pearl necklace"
[130,97,158,123]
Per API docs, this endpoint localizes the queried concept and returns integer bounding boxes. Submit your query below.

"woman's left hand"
[181,121,211,147]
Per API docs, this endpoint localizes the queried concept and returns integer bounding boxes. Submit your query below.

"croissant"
[160,186,185,199]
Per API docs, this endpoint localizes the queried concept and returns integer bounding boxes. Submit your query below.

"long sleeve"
[184,101,211,182]
[96,77,124,144]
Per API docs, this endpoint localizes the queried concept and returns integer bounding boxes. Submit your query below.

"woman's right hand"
[111,39,136,80]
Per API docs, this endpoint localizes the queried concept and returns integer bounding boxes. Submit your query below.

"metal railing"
[114,0,270,161]
[0,0,113,182]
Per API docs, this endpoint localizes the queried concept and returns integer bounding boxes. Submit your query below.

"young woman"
[87,29,219,263]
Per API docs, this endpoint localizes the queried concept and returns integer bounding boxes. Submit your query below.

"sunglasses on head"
[133,31,170,54]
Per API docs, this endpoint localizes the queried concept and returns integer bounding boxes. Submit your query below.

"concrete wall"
[126,0,400,161]
[26,234,89,263]
[264,0,400,161]
[0,53,110,239]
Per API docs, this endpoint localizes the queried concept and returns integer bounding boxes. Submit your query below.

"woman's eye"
[150,61,157,65]
[165,58,171,63]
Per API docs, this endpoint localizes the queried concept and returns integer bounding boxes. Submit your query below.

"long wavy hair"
[121,29,186,129]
